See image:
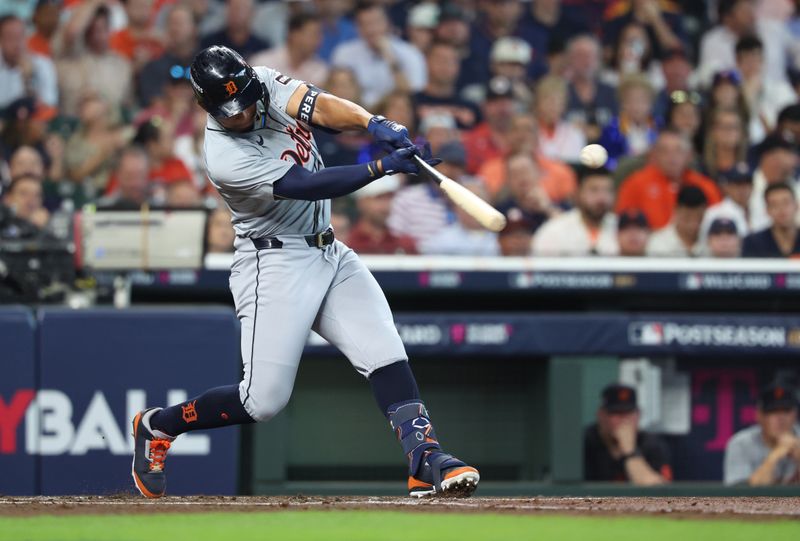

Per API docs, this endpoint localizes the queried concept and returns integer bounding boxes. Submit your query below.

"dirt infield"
[1,496,798,519]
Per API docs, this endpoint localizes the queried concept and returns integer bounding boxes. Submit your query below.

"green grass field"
[1,511,799,541]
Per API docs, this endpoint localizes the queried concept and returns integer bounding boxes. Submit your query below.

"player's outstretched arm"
[285,84,411,150]
[273,145,439,201]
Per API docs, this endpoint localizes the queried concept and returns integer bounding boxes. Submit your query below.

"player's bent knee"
[244,389,293,422]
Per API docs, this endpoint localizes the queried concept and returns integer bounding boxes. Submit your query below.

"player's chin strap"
[388,400,467,492]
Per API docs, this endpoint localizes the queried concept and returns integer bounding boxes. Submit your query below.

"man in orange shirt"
[28,0,61,57]
[110,0,164,71]
[478,113,577,205]
[463,75,516,174]
[616,128,721,229]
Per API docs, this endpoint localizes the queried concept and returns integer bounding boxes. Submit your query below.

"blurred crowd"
[1,0,800,259]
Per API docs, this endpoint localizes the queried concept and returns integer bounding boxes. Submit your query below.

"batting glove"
[368,115,413,151]
[381,144,441,175]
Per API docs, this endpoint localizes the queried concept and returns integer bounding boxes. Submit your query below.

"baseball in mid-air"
[579,144,609,168]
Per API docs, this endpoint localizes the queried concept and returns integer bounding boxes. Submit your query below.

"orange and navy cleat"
[408,452,480,498]
[131,408,174,499]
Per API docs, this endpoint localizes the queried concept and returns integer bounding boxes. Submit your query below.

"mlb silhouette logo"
[629,322,664,346]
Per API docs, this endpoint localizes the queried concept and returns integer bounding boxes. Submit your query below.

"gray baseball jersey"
[204,67,407,422]
[204,66,330,238]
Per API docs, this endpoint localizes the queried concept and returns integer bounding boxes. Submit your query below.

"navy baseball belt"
[250,228,335,250]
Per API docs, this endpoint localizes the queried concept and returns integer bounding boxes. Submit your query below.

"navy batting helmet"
[189,46,266,118]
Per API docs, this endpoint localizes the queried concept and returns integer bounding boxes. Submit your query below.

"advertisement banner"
[306,313,800,357]
[0,307,37,495]
[31,307,241,495]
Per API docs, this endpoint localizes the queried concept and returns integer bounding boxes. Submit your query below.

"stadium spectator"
[348,176,417,255]
[200,0,270,59]
[742,182,800,257]
[601,21,664,90]
[0,14,58,109]
[64,94,133,197]
[1,174,49,230]
[706,217,743,258]
[701,107,749,181]
[137,4,199,107]
[601,0,686,62]
[534,75,586,163]
[616,208,651,256]
[464,76,517,173]
[646,185,708,257]
[110,0,164,72]
[97,147,151,210]
[663,90,702,151]
[388,141,467,246]
[0,97,54,163]
[478,113,577,204]
[405,2,439,53]
[699,0,799,87]
[458,0,524,89]
[330,209,352,244]
[584,383,672,485]
[598,74,658,168]
[699,164,755,244]
[331,1,426,108]
[7,145,45,181]
[462,37,534,107]
[494,153,555,231]
[414,41,480,130]
[735,35,797,144]
[433,2,472,52]
[749,135,800,230]
[564,34,618,142]
[616,129,721,229]
[653,47,695,122]
[28,0,61,58]
[773,103,800,144]
[419,179,500,256]
[515,0,587,76]
[130,118,195,202]
[55,3,132,119]
[165,177,203,209]
[8,143,66,211]
[314,68,369,168]
[532,166,617,256]
[724,382,800,485]
[135,64,195,137]
[498,207,537,257]
[174,106,210,192]
[314,0,359,62]
[706,70,751,146]
[205,207,235,254]
[250,12,328,87]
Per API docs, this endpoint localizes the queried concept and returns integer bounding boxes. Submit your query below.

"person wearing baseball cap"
[748,134,800,231]
[698,162,753,245]
[584,383,672,485]
[706,217,742,258]
[498,207,537,256]
[463,76,517,174]
[616,208,650,257]
[724,382,800,485]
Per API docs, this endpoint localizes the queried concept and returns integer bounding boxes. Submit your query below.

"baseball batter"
[131,46,479,499]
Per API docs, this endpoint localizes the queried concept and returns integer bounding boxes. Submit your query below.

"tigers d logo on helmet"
[224,80,238,97]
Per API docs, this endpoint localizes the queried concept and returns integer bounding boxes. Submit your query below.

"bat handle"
[412,154,443,184]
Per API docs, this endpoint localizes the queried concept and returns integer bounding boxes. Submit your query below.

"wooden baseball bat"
[413,155,507,232]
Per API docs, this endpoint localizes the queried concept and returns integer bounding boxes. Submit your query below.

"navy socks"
[149,384,255,436]
[369,361,421,417]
